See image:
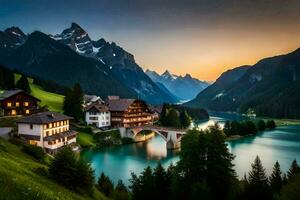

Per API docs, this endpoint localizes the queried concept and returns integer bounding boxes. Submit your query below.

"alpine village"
[1,2,300,200]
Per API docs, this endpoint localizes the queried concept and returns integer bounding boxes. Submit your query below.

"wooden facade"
[0,90,40,116]
[109,98,153,128]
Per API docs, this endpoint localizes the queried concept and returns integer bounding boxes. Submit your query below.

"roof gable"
[0,89,40,101]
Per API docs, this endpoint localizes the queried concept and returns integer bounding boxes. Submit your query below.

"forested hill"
[186,48,300,119]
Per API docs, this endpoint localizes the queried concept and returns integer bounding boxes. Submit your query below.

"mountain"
[146,69,209,100]
[0,26,27,60]
[1,31,137,99]
[186,48,300,118]
[0,24,178,104]
[50,23,178,104]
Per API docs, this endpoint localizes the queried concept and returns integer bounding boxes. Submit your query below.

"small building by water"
[106,96,154,128]
[16,111,77,154]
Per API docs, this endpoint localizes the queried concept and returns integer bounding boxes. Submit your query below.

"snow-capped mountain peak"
[146,69,210,100]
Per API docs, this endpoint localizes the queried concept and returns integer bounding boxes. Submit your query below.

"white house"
[85,103,111,128]
[17,111,77,154]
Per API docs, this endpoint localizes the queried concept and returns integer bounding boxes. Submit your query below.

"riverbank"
[257,117,300,127]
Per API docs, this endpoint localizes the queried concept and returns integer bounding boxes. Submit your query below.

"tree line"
[159,104,192,129]
[224,119,276,137]
[129,124,300,200]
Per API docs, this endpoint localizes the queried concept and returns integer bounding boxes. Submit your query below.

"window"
[25,109,30,114]
[89,117,98,120]
[24,102,29,107]
[11,110,16,115]
[30,124,33,129]
[49,123,52,128]
[48,141,53,145]
[46,131,49,136]
[16,102,20,107]
[7,102,12,107]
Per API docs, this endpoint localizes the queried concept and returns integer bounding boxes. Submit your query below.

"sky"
[1,0,300,81]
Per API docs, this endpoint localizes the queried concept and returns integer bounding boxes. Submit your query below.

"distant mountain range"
[0,23,178,105]
[186,48,300,118]
[145,69,209,101]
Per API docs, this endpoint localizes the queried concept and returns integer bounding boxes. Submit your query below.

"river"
[81,112,300,185]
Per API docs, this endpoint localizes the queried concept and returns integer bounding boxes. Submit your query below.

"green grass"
[77,132,97,148]
[30,84,64,113]
[14,73,64,113]
[0,138,109,200]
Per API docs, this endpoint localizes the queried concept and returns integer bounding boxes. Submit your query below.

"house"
[107,96,153,127]
[84,103,111,128]
[17,111,77,154]
[0,89,40,116]
[83,94,103,106]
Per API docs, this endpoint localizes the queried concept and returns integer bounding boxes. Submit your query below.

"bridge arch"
[120,125,186,149]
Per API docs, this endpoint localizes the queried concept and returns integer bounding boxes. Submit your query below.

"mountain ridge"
[185,48,300,118]
[0,24,178,105]
[146,69,209,101]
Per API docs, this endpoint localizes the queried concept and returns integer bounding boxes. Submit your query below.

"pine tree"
[63,88,73,116]
[179,110,191,129]
[16,75,31,93]
[97,172,114,196]
[287,159,300,181]
[153,163,169,199]
[167,108,181,128]
[0,66,15,89]
[63,83,84,121]
[269,161,283,194]
[223,120,231,136]
[243,156,272,200]
[113,180,129,200]
[159,103,168,126]
[72,83,84,120]
[49,147,94,193]
[248,156,268,185]
[206,124,237,200]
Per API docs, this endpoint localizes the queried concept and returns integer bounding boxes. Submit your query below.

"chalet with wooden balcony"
[107,96,154,128]
[17,111,77,154]
[0,89,40,116]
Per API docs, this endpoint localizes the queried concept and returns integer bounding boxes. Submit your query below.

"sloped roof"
[108,99,136,111]
[85,103,109,112]
[0,89,40,101]
[84,94,102,103]
[17,111,73,124]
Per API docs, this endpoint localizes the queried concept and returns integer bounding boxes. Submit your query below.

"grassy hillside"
[14,74,64,112]
[0,138,109,200]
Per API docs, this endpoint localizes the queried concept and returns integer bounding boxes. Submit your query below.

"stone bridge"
[119,125,187,149]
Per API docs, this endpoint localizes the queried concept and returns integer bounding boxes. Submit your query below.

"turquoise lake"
[81,113,300,185]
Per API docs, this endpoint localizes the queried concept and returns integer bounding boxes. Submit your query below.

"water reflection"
[81,113,300,185]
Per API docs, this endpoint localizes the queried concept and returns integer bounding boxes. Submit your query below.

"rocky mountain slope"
[146,69,209,100]
[186,48,300,118]
[0,24,178,104]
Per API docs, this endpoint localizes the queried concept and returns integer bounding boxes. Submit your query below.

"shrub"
[78,126,93,134]
[266,120,276,129]
[257,120,266,131]
[22,144,45,160]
